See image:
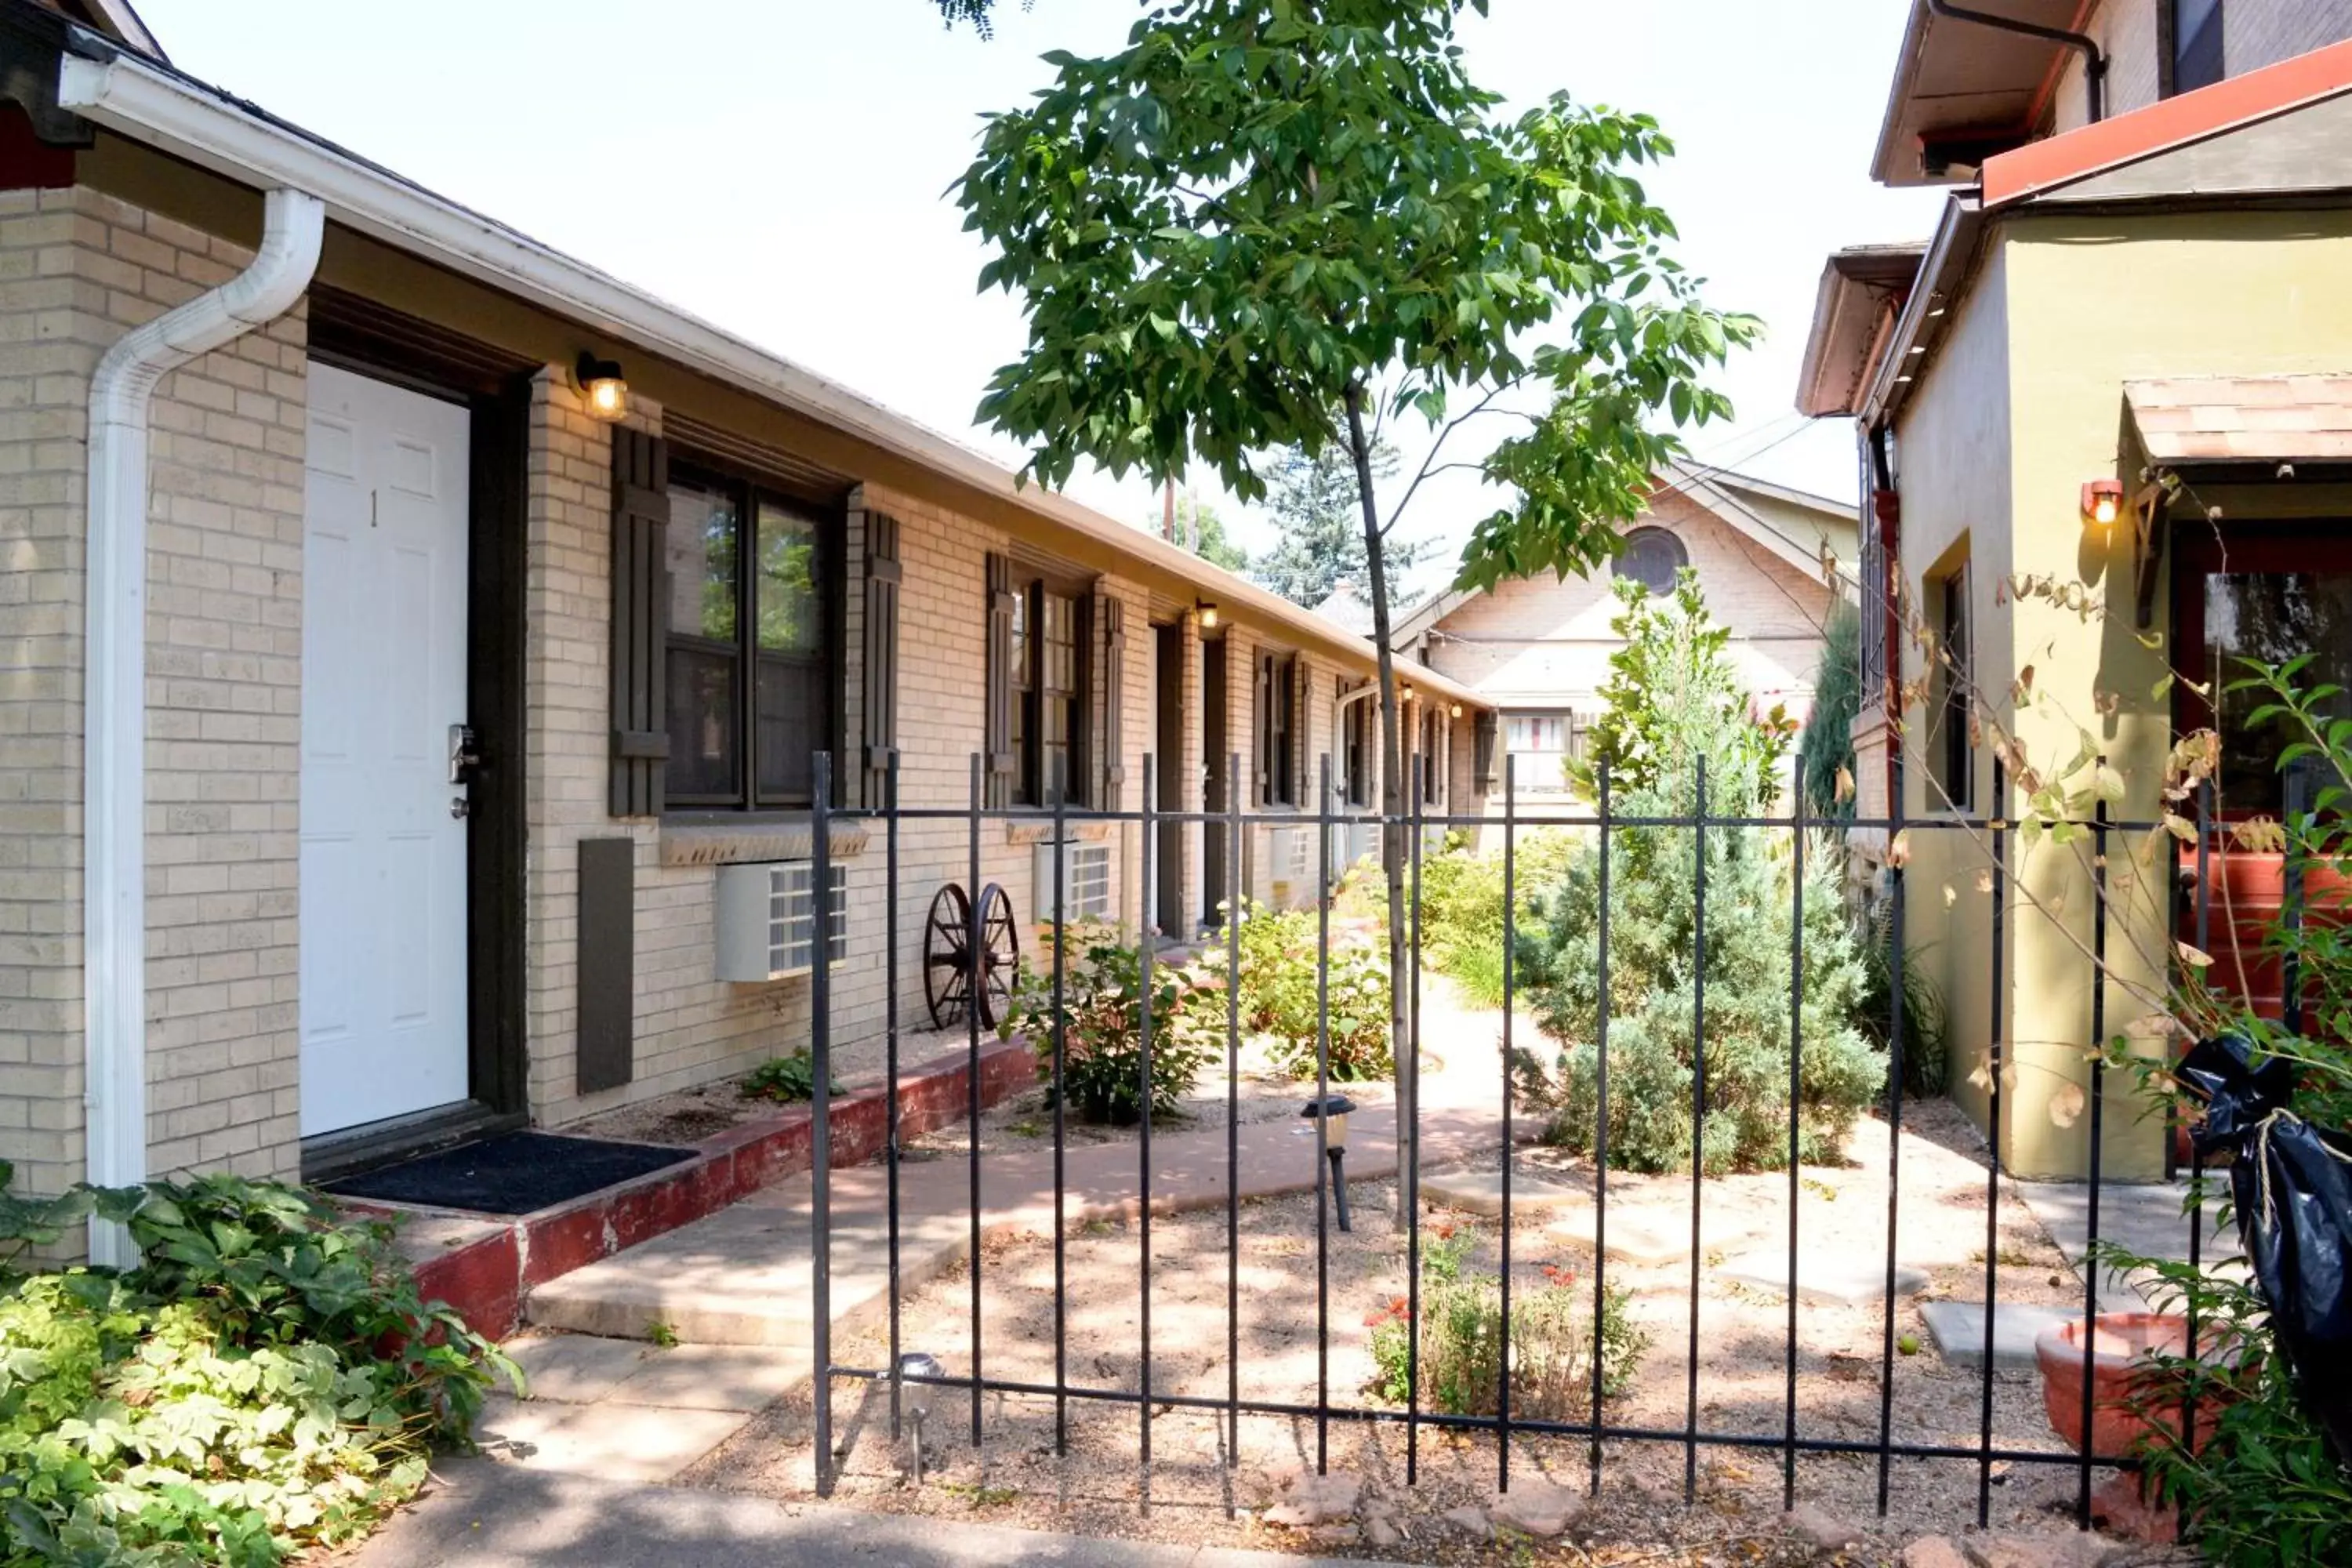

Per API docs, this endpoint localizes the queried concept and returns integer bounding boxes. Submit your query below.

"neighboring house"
[1395,465,1857,810]
[0,4,1490,1243]
[1800,0,2352,1179]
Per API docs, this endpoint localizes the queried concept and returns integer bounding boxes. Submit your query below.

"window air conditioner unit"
[1031,839,1112,924]
[714,860,848,982]
[1267,825,1315,904]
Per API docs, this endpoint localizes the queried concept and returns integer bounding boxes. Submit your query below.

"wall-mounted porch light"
[1449,703,1463,719]
[575,351,630,422]
[2080,477,2125,535]
[1195,598,1220,630]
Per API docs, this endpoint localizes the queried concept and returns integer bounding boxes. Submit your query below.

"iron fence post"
[967,751,984,1449]
[1138,756,1157,1483]
[1785,753,1805,1512]
[1499,750,1518,1495]
[1314,754,1333,1475]
[2077,760,2111,1527]
[1877,724,1908,1514]
[1591,760,1613,1498]
[1225,751,1243,1488]
[811,751,835,1497]
[886,757,903,1443]
[1053,776,1069,1454]
[1406,752,1425,1487]
[1978,759,2008,1526]
[1686,754,1706,1504]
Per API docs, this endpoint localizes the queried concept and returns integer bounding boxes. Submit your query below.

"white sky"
[134,0,1944,600]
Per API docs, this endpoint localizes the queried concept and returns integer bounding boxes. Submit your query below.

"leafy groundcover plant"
[0,1168,517,1566]
[742,1048,843,1104]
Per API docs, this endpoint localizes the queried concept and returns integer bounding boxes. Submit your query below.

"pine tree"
[1251,436,1429,608]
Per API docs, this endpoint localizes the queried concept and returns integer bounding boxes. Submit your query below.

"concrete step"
[526,1200,974,1347]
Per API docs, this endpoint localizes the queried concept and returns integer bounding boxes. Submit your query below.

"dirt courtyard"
[685,1098,2133,1563]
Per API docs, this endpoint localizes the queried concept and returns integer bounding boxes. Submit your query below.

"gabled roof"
[1982,38,2352,206]
[1392,463,1856,645]
[1872,0,2085,187]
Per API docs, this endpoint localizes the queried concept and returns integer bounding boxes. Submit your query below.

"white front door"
[299,363,472,1137]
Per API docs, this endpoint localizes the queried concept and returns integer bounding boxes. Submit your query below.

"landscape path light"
[1300,1093,1358,1232]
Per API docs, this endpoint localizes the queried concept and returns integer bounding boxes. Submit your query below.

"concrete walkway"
[448,992,1530,1497]
[355,1458,1382,1566]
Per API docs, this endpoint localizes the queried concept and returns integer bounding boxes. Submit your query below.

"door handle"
[448,723,482,786]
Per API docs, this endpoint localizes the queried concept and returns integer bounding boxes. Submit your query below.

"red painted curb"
[410,1036,1036,1338]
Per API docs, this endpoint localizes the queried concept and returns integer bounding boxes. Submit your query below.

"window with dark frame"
[1932,564,1973,813]
[662,463,837,811]
[1341,681,1372,808]
[1257,651,1298,807]
[1011,576,1088,807]
[1421,706,1443,804]
[2166,0,2225,97]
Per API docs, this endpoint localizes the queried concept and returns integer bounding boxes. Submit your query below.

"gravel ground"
[686,1100,2121,1561]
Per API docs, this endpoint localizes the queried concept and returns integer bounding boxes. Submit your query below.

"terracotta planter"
[2036,1312,2196,1458]
[2037,1313,2213,1544]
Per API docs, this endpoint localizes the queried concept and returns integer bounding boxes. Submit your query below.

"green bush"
[1228,900,1392,1082]
[0,1168,514,1566]
[1415,829,1578,1007]
[1367,1229,1646,1417]
[1515,575,1883,1173]
[742,1049,841,1103]
[1007,920,1216,1123]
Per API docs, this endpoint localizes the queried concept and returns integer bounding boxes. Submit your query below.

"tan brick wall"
[0,185,307,1197]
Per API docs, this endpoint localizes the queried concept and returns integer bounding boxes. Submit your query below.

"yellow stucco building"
[1802,6,2352,1180]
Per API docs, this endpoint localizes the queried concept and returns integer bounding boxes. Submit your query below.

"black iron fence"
[793,743,2242,1536]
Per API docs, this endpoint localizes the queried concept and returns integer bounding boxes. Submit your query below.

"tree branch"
[1381,379,1527,539]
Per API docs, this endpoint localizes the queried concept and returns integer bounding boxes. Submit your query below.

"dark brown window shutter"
[984,551,1017,808]
[1254,652,1274,805]
[1289,655,1309,808]
[1474,711,1499,793]
[1095,591,1125,808]
[862,510,902,808]
[608,427,670,817]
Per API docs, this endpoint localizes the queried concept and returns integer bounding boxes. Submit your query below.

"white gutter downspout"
[82,185,324,1263]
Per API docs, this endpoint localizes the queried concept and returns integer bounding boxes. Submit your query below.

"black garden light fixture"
[575,350,630,422]
[1300,1092,1358,1232]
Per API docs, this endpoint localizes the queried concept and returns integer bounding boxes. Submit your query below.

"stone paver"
[2009,1177,2241,1314]
[1421,1162,1587,1218]
[1715,1249,1929,1305]
[604,1343,811,1411]
[505,1333,653,1404]
[1918,1300,2082,1372]
[1542,1202,1760,1267]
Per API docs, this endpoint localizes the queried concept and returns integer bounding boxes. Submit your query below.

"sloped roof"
[1982,38,2352,206]
[1392,463,1856,645]
[2127,375,2352,464]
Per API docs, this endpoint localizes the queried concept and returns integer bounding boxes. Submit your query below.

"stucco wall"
[1895,206,2352,1179]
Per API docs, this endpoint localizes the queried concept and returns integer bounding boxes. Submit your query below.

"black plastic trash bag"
[2178,1032,2352,1462]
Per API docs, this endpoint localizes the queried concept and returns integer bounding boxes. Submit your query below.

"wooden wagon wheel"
[974,881,1020,1030]
[923,883,974,1030]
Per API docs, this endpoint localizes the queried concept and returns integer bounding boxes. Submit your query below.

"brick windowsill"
[659,816,871,868]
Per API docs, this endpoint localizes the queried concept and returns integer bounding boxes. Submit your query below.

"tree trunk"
[1341,382,1411,1185]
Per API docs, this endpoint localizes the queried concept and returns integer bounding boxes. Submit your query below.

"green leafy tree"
[1144,495,1250,572]
[956,0,1755,1165]
[934,0,1025,36]
[1251,432,1433,607]
[1571,572,1792,803]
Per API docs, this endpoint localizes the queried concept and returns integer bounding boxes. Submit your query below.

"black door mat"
[323,1131,695,1217]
